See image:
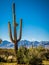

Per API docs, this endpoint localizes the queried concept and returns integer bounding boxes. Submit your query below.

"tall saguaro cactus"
[8,3,22,57]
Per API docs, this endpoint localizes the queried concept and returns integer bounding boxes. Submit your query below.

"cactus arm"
[17,19,22,42]
[8,22,15,43]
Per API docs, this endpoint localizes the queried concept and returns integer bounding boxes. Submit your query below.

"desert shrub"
[0,46,49,64]
[38,51,49,60]
[29,55,42,65]
[36,46,45,52]
[0,57,7,62]
[17,46,42,64]
[45,52,49,60]
[17,46,25,64]
[17,46,29,64]
[28,48,42,65]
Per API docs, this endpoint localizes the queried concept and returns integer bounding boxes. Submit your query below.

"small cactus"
[0,39,2,44]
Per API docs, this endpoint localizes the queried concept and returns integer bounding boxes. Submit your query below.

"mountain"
[0,40,49,49]
[18,40,32,48]
[39,41,49,48]
[33,41,39,47]
[0,40,14,49]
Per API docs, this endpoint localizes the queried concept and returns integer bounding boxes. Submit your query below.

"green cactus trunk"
[15,43,18,54]
[14,43,18,63]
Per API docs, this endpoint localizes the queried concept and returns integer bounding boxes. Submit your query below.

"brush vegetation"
[0,46,49,65]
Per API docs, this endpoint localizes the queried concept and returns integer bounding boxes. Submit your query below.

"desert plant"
[29,55,42,65]
[8,3,22,62]
[0,56,7,62]
[17,46,29,64]
[0,39,2,44]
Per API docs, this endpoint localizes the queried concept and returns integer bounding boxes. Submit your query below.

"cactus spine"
[8,3,22,56]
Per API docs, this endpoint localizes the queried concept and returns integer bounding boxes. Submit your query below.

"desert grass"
[42,60,49,65]
[0,63,16,65]
[0,61,49,65]
[0,63,27,65]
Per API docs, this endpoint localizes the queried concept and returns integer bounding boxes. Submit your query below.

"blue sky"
[0,0,49,41]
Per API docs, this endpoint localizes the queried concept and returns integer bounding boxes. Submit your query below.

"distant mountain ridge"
[0,40,14,49]
[0,40,49,49]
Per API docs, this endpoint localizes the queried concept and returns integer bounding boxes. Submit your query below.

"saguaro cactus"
[8,3,22,56]
[0,39,2,44]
